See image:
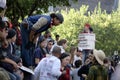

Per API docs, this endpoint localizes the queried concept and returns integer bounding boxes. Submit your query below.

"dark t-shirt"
[0,42,20,73]
[33,47,46,66]
[0,41,6,60]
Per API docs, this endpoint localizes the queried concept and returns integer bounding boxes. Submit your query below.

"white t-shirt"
[71,67,81,80]
[34,55,62,80]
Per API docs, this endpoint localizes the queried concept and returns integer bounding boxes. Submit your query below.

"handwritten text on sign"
[78,33,95,49]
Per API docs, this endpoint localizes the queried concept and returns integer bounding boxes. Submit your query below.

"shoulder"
[39,57,47,63]
[52,56,60,62]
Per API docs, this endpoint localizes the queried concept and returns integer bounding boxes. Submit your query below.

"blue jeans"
[20,23,34,67]
[8,72,21,80]
[8,72,16,80]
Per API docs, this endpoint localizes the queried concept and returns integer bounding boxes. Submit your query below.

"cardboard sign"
[78,33,95,49]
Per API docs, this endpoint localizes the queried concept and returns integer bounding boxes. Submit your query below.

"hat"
[0,0,6,9]
[93,49,106,65]
[7,29,16,39]
[59,53,70,60]
[55,13,64,23]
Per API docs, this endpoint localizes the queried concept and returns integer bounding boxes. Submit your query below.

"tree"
[6,0,75,22]
[51,5,120,55]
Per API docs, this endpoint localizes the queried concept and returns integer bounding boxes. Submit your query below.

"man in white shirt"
[33,46,64,80]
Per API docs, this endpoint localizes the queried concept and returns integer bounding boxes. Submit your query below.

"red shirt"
[59,67,70,80]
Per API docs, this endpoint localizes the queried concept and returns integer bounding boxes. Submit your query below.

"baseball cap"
[55,13,64,23]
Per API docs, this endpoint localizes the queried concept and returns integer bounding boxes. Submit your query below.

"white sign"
[78,33,95,49]
[19,66,34,75]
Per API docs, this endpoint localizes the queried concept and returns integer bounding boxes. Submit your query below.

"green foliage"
[51,5,120,55]
[6,0,77,21]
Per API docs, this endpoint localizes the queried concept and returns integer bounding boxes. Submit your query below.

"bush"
[51,5,120,55]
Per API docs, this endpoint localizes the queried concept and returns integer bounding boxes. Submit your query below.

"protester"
[20,13,64,80]
[71,60,82,80]
[20,12,64,66]
[57,39,68,53]
[34,46,65,80]
[103,57,115,80]
[46,39,54,54]
[58,53,71,80]
[73,47,82,67]
[69,46,77,67]
[0,16,10,80]
[54,34,60,45]
[81,23,94,64]
[1,29,23,80]
[78,56,93,80]
[86,49,108,80]
[33,36,47,66]
[44,30,52,40]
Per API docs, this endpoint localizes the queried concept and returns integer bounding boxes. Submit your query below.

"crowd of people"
[0,0,120,80]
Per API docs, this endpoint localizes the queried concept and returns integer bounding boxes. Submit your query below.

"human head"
[50,13,64,26]
[60,53,70,67]
[7,29,16,42]
[69,46,77,56]
[0,17,8,39]
[52,46,61,58]
[84,23,93,33]
[44,30,51,38]
[76,47,82,57]
[3,17,12,28]
[103,57,111,67]
[38,36,47,48]
[55,34,60,41]
[75,60,82,68]
[88,53,94,62]
[47,39,54,50]
[57,39,67,49]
